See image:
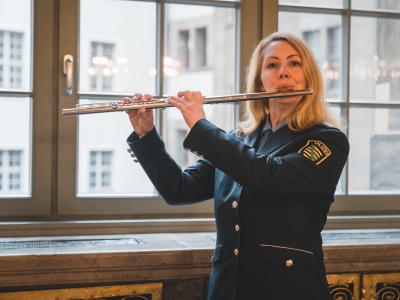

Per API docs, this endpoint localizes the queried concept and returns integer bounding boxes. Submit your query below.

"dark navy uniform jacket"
[127,118,349,300]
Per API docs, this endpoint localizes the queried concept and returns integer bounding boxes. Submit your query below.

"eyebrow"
[266,54,301,59]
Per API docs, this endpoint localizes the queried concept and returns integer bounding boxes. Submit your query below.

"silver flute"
[62,89,313,117]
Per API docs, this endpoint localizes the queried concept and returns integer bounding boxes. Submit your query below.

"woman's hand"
[123,93,154,138]
[167,90,206,129]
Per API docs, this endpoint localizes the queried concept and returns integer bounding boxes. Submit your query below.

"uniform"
[127,118,349,300]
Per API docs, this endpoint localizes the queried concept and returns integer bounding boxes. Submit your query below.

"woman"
[124,32,349,299]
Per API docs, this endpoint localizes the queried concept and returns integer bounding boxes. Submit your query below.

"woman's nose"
[278,67,290,78]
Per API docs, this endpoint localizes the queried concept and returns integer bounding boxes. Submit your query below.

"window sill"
[1,230,400,291]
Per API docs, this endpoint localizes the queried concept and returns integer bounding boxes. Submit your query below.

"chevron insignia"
[298,140,331,165]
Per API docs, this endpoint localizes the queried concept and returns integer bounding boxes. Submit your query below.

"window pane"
[0,0,32,91]
[279,12,342,100]
[331,105,347,194]
[350,17,400,101]
[79,0,156,94]
[279,0,343,7]
[352,0,400,11]
[349,107,400,193]
[0,97,31,197]
[163,4,236,169]
[77,100,156,197]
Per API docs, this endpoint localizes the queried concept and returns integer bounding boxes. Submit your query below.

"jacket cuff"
[126,127,164,155]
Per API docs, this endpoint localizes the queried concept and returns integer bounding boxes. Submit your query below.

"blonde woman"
[125,32,349,299]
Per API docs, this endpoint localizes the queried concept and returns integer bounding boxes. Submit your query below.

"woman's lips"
[276,86,294,92]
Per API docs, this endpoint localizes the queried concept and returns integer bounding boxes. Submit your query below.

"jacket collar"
[258,124,294,154]
[244,121,294,155]
[244,118,266,148]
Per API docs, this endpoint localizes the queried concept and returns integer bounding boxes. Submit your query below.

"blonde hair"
[237,32,340,135]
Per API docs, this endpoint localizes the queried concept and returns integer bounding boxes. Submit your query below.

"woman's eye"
[290,61,301,67]
[267,63,277,68]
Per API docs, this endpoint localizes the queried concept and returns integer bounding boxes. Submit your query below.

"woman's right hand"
[123,93,155,138]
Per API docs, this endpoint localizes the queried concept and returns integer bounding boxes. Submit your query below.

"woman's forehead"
[263,40,301,59]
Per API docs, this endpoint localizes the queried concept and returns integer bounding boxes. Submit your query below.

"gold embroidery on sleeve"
[298,140,332,165]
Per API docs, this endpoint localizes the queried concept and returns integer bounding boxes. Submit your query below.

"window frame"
[56,0,246,216]
[0,0,54,217]
[2,0,400,236]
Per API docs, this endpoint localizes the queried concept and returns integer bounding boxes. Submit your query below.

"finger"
[192,91,203,103]
[176,90,193,101]
[143,94,153,101]
[167,97,185,110]
[123,97,132,104]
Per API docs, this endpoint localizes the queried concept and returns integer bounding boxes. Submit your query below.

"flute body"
[62,89,313,117]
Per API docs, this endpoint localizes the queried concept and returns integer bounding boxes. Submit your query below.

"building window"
[302,30,321,64]
[0,31,3,60]
[9,150,21,166]
[195,27,207,68]
[0,30,23,89]
[10,66,21,88]
[89,151,113,191]
[175,129,189,168]
[90,42,114,91]
[9,173,20,190]
[0,150,22,193]
[327,26,340,90]
[179,30,190,69]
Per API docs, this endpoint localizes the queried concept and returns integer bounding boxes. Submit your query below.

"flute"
[62,89,313,117]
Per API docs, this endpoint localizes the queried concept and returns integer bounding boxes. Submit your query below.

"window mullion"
[341,0,351,196]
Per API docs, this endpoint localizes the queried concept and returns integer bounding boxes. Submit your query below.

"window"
[279,0,400,220]
[195,27,207,68]
[90,42,114,91]
[3,0,400,235]
[178,30,190,69]
[0,150,23,194]
[88,151,113,192]
[302,30,320,64]
[327,26,340,91]
[0,30,24,89]
[59,0,238,215]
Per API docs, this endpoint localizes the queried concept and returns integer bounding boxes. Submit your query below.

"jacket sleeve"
[127,127,215,205]
[183,119,349,202]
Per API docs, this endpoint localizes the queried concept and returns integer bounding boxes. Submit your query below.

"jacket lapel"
[258,125,294,155]
[244,119,266,148]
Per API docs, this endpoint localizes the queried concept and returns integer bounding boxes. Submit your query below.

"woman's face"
[260,40,307,105]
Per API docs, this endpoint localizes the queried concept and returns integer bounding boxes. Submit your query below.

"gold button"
[235,225,240,232]
[127,148,132,153]
[286,259,293,267]
[234,249,239,256]
[232,201,238,209]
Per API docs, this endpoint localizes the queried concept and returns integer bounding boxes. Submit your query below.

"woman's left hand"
[168,90,206,129]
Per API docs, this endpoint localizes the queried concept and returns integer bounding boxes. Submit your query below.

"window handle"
[63,54,74,95]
